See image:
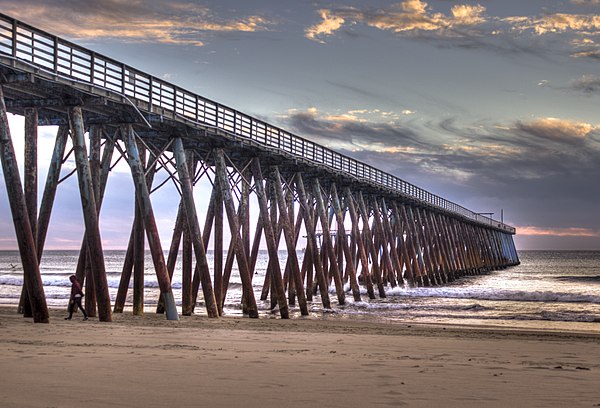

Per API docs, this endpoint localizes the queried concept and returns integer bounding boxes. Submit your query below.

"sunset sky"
[1,0,599,250]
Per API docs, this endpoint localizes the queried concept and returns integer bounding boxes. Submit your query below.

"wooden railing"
[0,13,515,234]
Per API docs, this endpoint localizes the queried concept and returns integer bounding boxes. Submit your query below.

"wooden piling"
[296,173,332,308]
[124,126,177,321]
[172,138,218,318]
[18,108,38,317]
[0,87,49,323]
[68,107,112,322]
[344,188,376,299]
[272,166,308,315]
[250,159,289,317]
[214,149,258,318]
[331,184,361,301]
[357,192,386,297]
[313,179,345,305]
[132,141,146,316]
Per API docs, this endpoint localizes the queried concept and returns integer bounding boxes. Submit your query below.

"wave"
[554,275,600,284]
[384,286,600,304]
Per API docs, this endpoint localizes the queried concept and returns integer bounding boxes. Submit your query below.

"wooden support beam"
[424,209,447,284]
[132,141,146,315]
[124,126,177,321]
[399,204,424,286]
[296,173,332,308]
[68,107,112,321]
[24,108,38,243]
[344,188,375,299]
[19,125,69,314]
[272,166,308,315]
[313,179,345,305]
[18,108,37,317]
[267,180,279,309]
[431,212,454,282]
[357,192,386,297]
[390,202,415,287]
[1,88,48,323]
[214,149,258,318]
[180,151,197,316]
[330,184,361,301]
[172,139,218,318]
[413,207,437,285]
[418,208,438,284]
[213,168,224,315]
[380,198,404,286]
[371,197,397,288]
[249,159,288,317]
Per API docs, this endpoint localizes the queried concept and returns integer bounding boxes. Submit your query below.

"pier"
[0,13,519,323]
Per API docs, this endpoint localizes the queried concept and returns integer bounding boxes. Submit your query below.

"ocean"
[1,250,599,331]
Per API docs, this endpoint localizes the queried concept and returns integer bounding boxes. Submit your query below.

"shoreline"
[2,306,600,407]
[0,305,600,341]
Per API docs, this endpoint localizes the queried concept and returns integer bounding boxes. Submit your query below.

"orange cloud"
[517,117,596,143]
[305,10,346,43]
[2,1,273,46]
[305,0,488,42]
[508,13,600,35]
[516,226,600,237]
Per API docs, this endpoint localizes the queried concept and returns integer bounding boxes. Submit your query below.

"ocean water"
[1,250,599,331]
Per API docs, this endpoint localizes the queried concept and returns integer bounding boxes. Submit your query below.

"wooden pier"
[0,14,519,323]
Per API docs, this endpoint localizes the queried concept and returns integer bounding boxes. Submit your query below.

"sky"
[1,0,599,251]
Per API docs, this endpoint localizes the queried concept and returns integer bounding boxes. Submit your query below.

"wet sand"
[1,306,599,407]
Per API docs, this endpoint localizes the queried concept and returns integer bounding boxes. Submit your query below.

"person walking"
[65,275,88,321]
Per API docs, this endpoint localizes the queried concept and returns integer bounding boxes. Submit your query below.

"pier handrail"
[0,13,515,234]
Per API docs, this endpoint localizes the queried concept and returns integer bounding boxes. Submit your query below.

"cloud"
[281,107,426,153]
[304,0,489,43]
[516,226,600,237]
[509,13,600,35]
[572,49,600,59]
[1,0,273,46]
[305,10,346,43]
[304,1,600,60]
[516,117,595,144]
[278,107,600,247]
[571,0,600,5]
[569,74,600,94]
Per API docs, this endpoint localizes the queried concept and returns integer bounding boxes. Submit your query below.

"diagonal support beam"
[272,166,308,315]
[123,125,178,321]
[214,149,259,318]
[173,138,219,318]
[68,107,112,321]
[250,158,289,318]
[296,173,331,308]
[0,86,49,323]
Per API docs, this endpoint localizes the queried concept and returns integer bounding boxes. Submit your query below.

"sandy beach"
[1,306,599,408]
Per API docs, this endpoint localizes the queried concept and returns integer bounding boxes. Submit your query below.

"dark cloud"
[569,75,600,94]
[285,110,430,150]
[281,109,600,241]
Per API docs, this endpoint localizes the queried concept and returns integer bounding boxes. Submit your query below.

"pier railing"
[0,13,515,234]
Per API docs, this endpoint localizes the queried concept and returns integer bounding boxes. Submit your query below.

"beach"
[1,306,599,408]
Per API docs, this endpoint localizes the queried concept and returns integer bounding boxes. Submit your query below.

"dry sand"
[1,306,599,408]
